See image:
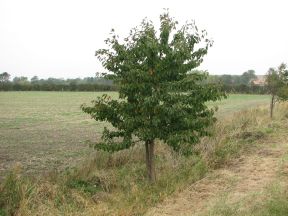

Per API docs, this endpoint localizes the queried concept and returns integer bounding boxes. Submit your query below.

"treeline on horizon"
[0,70,268,94]
[207,70,268,94]
[0,74,117,91]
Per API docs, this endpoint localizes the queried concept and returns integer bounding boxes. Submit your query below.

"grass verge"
[0,102,287,216]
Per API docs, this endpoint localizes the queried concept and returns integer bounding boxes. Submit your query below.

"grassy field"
[1,92,287,216]
[0,92,270,177]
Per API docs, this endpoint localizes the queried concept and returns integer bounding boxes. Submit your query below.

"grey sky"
[1,0,288,79]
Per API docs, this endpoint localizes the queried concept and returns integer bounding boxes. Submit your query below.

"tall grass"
[199,106,271,167]
[1,103,287,216]
[204,183,288,216]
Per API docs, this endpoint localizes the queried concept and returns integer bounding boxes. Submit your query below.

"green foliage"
[240,69,256,85]
[266,63,288,118]
[0,75,116,91]
[82,12,225,156]
[266,63,288,100]
[207,71,268,94]
[208,70,256,86]
[0,72,10,83]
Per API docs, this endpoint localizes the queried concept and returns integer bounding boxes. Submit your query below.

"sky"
[1,0,288,79]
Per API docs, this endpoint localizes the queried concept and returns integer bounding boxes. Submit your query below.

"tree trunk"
[270,94,275,119]
[145,140,156,183]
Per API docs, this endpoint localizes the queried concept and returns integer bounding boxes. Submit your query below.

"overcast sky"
[1,0,288,79]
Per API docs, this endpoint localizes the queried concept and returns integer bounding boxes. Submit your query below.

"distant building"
[251,75,266,86]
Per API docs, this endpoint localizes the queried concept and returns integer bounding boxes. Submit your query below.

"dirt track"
[145,131,288,216]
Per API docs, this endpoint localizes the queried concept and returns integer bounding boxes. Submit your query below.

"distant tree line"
[205,70,269,94]
[0,70,268,94]
[0,73,117,91]
[219,84,268,94]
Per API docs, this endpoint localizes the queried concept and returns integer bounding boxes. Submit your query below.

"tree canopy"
[266,63,288,118]
[82,12,225,182]
[0,72,10,82]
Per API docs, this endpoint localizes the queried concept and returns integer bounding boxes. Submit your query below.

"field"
[0,92,270,178]
[1,91,288,216]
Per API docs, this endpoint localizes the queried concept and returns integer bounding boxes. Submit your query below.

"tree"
[31,76,39,83]
[220,74,233,85]
[0,72,10,82]
[13,76,28,84]
[240,70,256,85]
[82,12,225,182]
[266,63,288,118]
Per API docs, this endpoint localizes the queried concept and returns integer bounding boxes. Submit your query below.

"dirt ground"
[145,129,288,216]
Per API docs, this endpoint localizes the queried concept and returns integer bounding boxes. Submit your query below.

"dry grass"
[198,105,273,167]
[1,100,287,215]
[146,103,288,216]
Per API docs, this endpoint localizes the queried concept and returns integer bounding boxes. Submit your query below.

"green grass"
[0,92,286,216]
[0,92,270,177]
[208,94,270,116]
[0,92,117,177]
